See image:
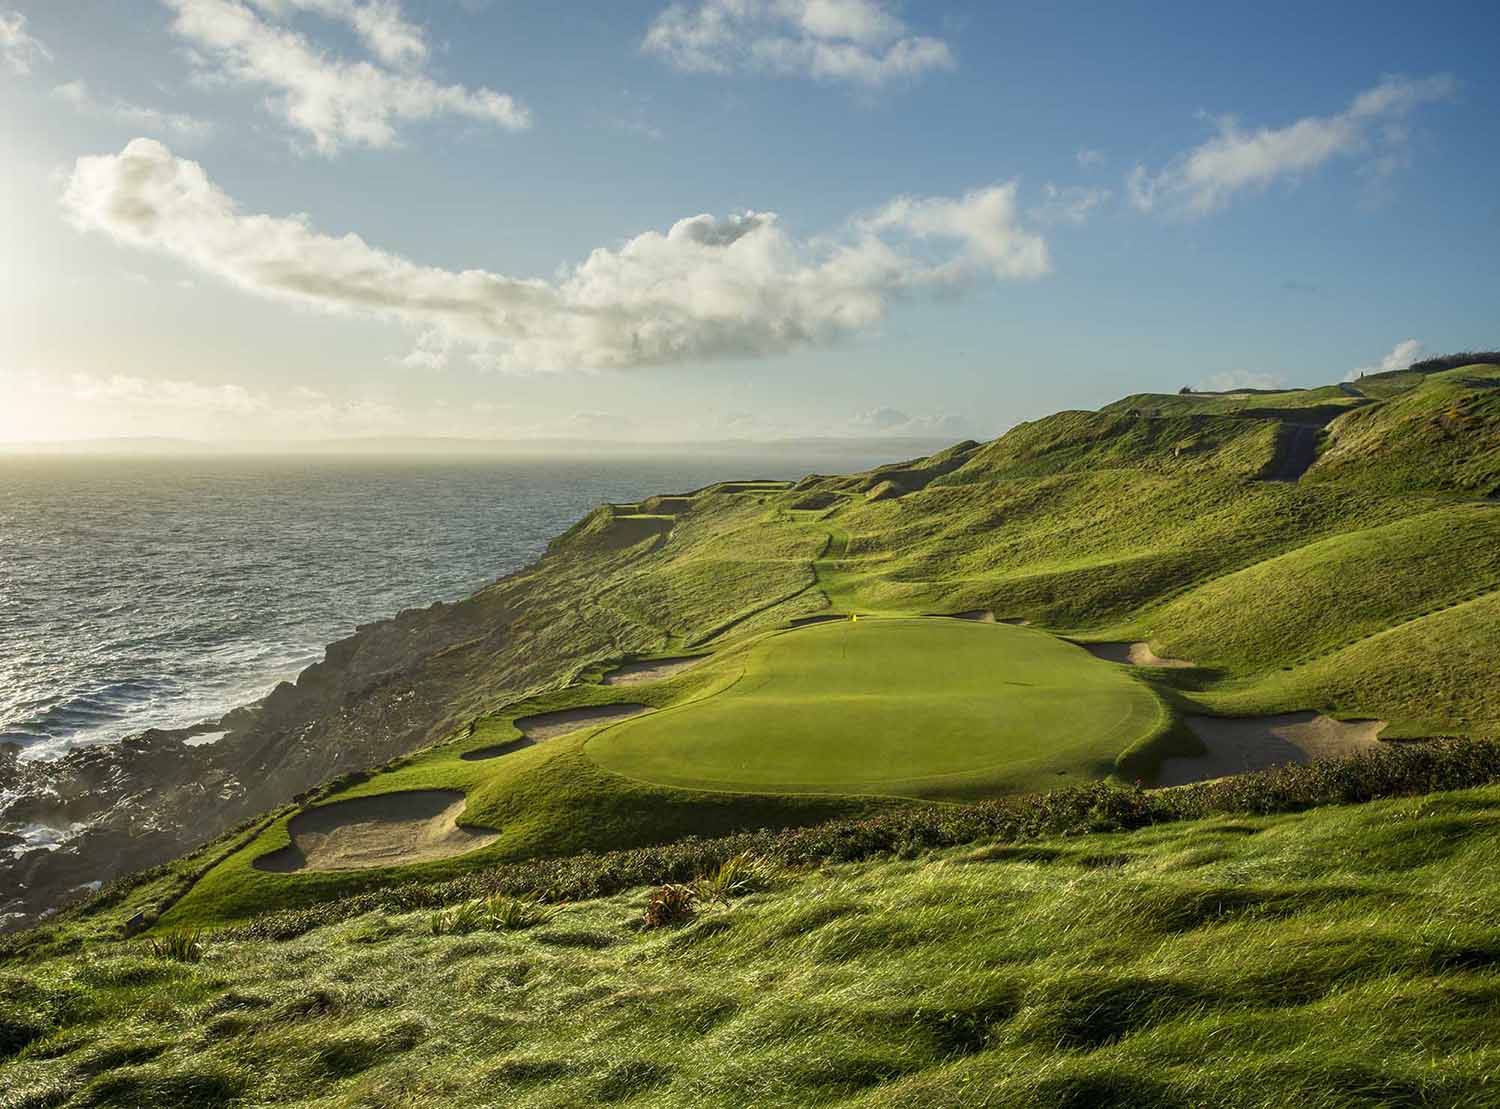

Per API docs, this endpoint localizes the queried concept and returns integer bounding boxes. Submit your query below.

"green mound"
[587,619,1165,798]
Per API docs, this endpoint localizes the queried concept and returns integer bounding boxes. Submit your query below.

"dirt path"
[1157,712,1387,786]
[602,657,704,686]
[253,790,499,873]
[1083,641,1193,667]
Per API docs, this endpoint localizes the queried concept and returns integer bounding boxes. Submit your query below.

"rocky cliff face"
[1,563,536,929]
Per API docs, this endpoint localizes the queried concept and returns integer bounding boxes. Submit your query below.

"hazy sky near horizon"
[2,0,1497,444]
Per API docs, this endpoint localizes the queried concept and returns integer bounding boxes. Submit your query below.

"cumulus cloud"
[1128,75,1455,216]
[1028,184,1110,226]
[860,185,1050,279]
[54,81,215,140]
[1,9,50,74]
[1195,369,1288,393]
[163,0,528,153]
[1346,338,1423,381]
[644,0,953,87]
[62,139,1051,373]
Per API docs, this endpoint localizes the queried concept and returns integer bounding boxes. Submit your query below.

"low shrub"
[642,885,698,929]
[145,928,207,963]
[217,739,1500,941]
[428,900,487,936]
[692,852,778,906]
[483,894,559,931]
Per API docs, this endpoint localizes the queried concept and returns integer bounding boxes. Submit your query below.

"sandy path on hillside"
[254,790,499,873]
[1084,641,1194,668]
[602,657,704,686]
[1157,713,1388,787]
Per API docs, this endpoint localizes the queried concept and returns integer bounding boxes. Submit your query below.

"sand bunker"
[602,657,703,686]
[515,703,652,742]
[464,705,651,759]
[1084,641,1193,668]
[1157,712,1388,787]
[254,790,499,873]
[948,610,997,622]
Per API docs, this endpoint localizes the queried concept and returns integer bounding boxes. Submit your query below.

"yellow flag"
[850,613,858,622]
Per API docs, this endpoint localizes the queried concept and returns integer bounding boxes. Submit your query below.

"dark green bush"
[219,739,1499,941]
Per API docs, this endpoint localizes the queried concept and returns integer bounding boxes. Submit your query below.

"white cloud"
[1,9,51,74]
[1076,147,1105,169]
[1129,75,1455,216]
[644,0,953,87]
[861,185,1051,279]
[248,0,428,67]
[54,81,215,140]
[163,0,528,154]
[1346,338,1423,381]
[1195,369,1288,393]
[1028,184,1110,226]
[63,139,1051,373]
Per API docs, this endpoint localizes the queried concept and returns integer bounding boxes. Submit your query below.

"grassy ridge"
[10,762,1500,1106]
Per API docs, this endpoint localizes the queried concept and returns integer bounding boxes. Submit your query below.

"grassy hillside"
[5,351,1500,1105]
[8,768,1500,1107]
[65,353,1500,932]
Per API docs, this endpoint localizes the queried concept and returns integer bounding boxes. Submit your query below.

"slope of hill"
[7,755,1500,1108]
[4,352,1500,1104]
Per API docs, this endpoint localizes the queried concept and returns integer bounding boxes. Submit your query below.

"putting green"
[586,618,1165,799]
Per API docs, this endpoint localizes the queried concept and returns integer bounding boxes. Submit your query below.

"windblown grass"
[9,776,1500,1106]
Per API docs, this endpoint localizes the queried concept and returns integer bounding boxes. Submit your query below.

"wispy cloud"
[54,81,215,140]
[63,139,1050,373]
[1346,338,1423,381]
[1,9,51,74]
[1028,184,1110,226]
[248,0,429,67]
[644,0,953,87]
[1075,147,1105,169]
[163,0,529,154]
[1128,75,1455,216]
[67,372,268,415]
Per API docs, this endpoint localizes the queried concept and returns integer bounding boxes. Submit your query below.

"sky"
[1,0,1497,445]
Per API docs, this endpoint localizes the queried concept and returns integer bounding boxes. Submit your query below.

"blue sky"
[2,0,1496,444]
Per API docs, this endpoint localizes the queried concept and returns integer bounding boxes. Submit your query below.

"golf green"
[586,618,1165,799]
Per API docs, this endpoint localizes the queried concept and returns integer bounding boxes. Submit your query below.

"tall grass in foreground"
[9,780,1500,1107]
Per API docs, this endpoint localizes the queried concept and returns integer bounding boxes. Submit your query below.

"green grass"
[9,355,1500,1105]
[10,783,1500,1107]
[590,619,1166,799]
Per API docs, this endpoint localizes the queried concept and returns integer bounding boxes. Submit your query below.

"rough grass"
[9,782,1500,1107]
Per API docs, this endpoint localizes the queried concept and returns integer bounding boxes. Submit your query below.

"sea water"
[0,451,897,760]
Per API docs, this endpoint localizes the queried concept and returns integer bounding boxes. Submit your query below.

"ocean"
[0,450,902,760]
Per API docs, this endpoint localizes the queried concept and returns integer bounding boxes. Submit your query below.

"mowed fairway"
[587,618,1165,799]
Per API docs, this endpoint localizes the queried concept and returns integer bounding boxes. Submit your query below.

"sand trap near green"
[586,618,1165,799]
